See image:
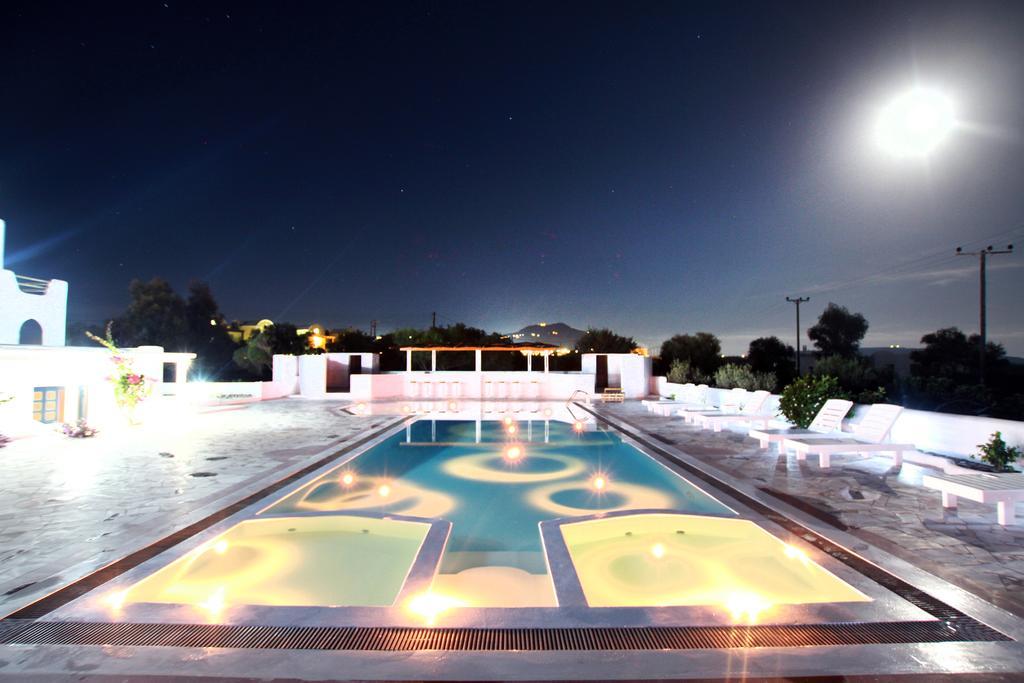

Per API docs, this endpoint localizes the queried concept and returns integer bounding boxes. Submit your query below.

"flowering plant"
[86,323,152,411]
[62,419,99,438]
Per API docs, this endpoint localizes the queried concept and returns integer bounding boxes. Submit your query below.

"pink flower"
[127,374,141,384]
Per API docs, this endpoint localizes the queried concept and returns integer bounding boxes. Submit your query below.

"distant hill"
[508,322,585,348]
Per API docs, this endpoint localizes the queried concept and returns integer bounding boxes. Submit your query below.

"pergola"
[400,343,560,373]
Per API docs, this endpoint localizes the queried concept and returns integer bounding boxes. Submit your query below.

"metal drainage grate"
[0,620,1010,651]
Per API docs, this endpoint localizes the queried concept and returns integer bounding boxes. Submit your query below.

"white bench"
[922,472,1024,526]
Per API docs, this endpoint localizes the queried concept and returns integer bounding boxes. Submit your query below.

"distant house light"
[209,319,217,326]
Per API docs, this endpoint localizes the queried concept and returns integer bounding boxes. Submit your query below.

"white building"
[0,218,68,345]
[0,218,193,434]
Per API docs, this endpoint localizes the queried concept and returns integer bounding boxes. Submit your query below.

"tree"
[910,327,1006,383]
[327,328,376,352]
[232,323,311,378]
[575,328,637,354]
[659,333,721,376]
[747,336,795,387]
[184,280,240,379]
[807,303,868,358]
[115,278,188,350]
[811,355,889,404]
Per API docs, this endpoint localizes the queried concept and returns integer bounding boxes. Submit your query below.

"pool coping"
[6,411,1001,634]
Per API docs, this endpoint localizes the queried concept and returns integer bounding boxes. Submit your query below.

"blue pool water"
[266,420,732,578]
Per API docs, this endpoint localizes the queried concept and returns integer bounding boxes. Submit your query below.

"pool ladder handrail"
[565,389,592,424]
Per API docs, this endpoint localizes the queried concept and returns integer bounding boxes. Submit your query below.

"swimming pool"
[73,415,888,626]
[261,419,734,607]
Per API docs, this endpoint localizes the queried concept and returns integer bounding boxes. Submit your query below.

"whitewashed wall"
[652,376,1023,459]
[0,219,68,346]
[581,353,651,398]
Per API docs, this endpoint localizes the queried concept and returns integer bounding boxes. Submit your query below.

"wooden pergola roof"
[400,343,559,352]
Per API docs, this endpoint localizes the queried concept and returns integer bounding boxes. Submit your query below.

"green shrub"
[753,371,777,392]
[713,364,776,391]
[714,363,753,389]
[779,375,847,428]
[812,355,889,404]
[853,387,887,405]
[667,358,690,384]
[666,358,710,385]
[975,431,1022,472]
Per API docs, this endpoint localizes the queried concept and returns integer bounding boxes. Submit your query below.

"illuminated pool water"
[263,419,733,606]
[118,515,432,610]
[557,513,869,614]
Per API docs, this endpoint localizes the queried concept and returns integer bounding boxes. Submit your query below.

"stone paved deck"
[0,399,386,616]
[599,401,1024,619]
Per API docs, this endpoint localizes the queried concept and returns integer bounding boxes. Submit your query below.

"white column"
[475,349,482,372]
[406,349,412,372]
[544,353,550,373]
[175,358,191,384]
[431,349,437,372]
[527,352,533,372]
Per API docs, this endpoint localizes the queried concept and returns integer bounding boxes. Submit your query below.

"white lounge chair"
[781,403,914,469]
[694,391,773,432]
[748,399,853,453]
[677,387,742,423]
[922,472,1024,526]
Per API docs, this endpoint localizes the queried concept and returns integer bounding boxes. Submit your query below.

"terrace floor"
[1,398,1023,680]
[596,400,1024,619]
[0,399,388,618]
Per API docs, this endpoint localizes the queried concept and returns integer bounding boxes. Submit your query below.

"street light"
[875,87,955,158]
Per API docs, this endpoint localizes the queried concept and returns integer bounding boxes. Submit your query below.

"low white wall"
[183,381,263,402]
[856,407,1024,459]
[350,373,405,400]
[652,377,1024,459]
[298,354,328,397]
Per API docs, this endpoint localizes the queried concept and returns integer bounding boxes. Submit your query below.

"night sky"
[2,1,1022,354]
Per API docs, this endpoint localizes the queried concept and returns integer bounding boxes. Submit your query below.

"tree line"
[69,280,1022,418]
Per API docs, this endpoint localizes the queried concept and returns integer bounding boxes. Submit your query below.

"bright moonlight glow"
[875,87,955,158]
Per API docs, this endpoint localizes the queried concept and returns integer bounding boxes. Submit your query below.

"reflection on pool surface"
[559,513,870,615]
[264,419,733,606]
[120,516,431,611]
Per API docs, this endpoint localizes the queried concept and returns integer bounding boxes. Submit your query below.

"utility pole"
[786,296,810,375]
[370,320,377,337]
[956,244,1014,384]
[431,311,436,329]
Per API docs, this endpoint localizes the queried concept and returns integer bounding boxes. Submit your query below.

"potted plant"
[974,432,1022,473]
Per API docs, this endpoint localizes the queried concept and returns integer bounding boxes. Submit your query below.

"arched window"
[18,319,43,345]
